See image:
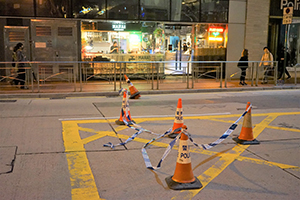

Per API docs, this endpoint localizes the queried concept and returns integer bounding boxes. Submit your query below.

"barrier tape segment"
[187,105,251,150]
[141,105,251,170]
[104,89,252,170]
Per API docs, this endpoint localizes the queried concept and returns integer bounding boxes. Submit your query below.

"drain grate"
[0,100,17,103]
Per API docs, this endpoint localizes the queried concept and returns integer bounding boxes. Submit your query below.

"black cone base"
[130,92,141,99]
[233,137,260,145]
[168,133,179,139]
[165,176,203,190]
[115,119,135,125]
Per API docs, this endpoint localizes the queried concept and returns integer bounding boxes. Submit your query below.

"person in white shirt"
[259,47,274,84]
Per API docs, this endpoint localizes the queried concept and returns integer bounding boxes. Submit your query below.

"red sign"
[209,27,224,33]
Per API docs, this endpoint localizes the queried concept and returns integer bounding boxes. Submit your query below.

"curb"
[0,86,299,99]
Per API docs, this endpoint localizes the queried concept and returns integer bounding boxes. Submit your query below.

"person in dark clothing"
[110,41,119,54]
[237,49,249,85]
[277,47,291,80]
[13,43,27,89]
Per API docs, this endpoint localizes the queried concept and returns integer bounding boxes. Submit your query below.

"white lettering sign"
[112,22,126,31]
[281,0,300,10]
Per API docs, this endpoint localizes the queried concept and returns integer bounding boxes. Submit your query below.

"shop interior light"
[130,33,141,44]
[208,37,223,41]
[80,6,92,14]
[85,45,93,50]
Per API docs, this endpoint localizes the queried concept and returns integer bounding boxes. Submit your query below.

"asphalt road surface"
[0,89,299,200]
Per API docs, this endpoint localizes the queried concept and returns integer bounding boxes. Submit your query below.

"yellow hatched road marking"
[235,156,300,170]
[171,115,279,199]
[61,112,300,200]
[266,125,300,132]
[62,121,105,200]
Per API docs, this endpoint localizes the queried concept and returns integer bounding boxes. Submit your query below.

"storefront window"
[194,24,227,62]
[81,21,227,59]
[0,0,34,17]
[80,20,227,78]
[195,24,227,48]
[200,0,229,23]
[81,21,145,60]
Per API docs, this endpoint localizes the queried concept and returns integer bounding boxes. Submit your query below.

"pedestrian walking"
[277,46,291,80]
[237,49,249,85]
[12,43,27,89]
[259,47,274,84]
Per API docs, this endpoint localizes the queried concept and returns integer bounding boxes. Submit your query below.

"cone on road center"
[168,98,184,138]
[115,89,135,125]
[124,74,141,99]
[165,125,203,190]
[233,102,260,145]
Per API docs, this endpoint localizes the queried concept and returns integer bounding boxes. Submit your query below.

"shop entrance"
[164,24,193,75]
[164,23,227,78]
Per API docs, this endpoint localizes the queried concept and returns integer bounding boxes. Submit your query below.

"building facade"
[0,0,299,79]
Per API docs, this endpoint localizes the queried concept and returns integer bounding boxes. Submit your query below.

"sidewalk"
[0,78,299,99]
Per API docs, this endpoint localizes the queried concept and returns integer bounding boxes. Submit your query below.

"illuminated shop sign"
[208,37,223,41]
[209,27,224,33]
[112,22,126,31]
[209,27,224,42]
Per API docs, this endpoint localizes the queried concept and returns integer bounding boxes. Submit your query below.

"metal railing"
[0,60,299,93]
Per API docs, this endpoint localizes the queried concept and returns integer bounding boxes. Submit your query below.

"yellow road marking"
[61,112,300,200]
[62,121,105,200]
[78,127,300,171]
[81,131,113,145]
[235,156,300,170]
[171,114,279,199]
[266,125,300,132]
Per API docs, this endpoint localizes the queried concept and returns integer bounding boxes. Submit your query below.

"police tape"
[141,104,252,170]
[186,104,251,150]
[142,129,181,170]
[104,109,177,149]
[104,89,252,170]
[103,129,144,149]
[103,90,162,149]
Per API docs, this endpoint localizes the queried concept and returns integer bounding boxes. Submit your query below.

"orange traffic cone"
[233,102,260,145]
[165,125,202,190]
[124,74,141,99]
[115,89,135,125]
[168,98,184,138]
